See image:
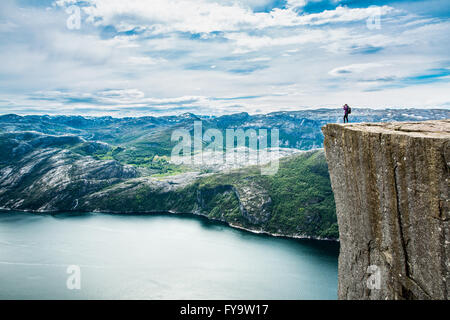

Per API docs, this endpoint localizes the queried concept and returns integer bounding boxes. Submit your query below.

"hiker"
[343,104,351,123]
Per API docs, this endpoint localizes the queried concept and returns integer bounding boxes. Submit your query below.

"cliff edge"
[322,120,449,300]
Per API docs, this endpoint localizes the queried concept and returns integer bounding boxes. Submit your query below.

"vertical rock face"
[322,120,449,300]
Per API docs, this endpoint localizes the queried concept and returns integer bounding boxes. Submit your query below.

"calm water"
[0,211,339,300]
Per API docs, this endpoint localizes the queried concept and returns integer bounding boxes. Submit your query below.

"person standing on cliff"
[343,104,351,123]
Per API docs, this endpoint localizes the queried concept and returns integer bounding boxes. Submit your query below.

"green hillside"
[196,150,338,239]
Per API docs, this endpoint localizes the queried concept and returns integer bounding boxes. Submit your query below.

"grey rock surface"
[323,120,449,300]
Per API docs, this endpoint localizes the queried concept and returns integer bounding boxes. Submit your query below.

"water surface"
[0,211,338,299]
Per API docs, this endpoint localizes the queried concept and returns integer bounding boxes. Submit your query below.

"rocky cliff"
[323,120,449,300]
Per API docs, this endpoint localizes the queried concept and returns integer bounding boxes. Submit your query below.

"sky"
[0,0,449,117]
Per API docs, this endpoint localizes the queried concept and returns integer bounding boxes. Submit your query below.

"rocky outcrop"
[234,181,272,224]
[323,120,449,300]
[0,132,138,212]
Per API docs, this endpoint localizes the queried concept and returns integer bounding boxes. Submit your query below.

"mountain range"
[0,108,448,240]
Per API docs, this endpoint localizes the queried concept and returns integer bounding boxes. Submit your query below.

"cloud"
[127,56,167,65]
[329,63,389,76]
[54,0,395,34]
[0,0,449,116]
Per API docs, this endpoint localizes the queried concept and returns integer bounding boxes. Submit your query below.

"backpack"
[348,107,351,114]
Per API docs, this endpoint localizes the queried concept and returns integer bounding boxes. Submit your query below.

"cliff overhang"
[322,120,449,300]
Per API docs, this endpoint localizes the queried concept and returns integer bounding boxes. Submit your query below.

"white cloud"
[225,29,327,53]
[329,63,389,76]
[55,0,395,34]
[0,0,448,116]
[127,56,167,66]
[286,0,307,9]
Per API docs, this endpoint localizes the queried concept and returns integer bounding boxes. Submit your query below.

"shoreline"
[227,222,339,242]
[0,207,339,242]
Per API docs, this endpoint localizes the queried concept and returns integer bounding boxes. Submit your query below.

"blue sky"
[0,0,449,116]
